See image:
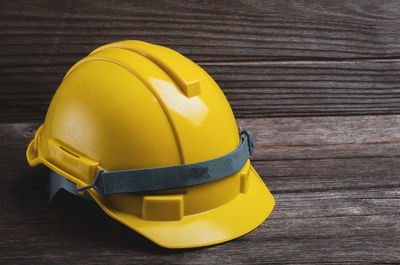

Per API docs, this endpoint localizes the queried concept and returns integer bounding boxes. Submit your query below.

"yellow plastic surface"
[26,40,275,248]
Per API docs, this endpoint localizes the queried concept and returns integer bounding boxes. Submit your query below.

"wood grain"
[0,116,399,264]
[2,0,400,121]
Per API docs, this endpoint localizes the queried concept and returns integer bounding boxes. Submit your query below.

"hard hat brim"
[89,164,275,248]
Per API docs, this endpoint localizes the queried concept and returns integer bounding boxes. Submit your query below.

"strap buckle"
[76,169,105,193]
[239,126,255,155]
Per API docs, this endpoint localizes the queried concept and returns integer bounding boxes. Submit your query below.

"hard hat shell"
[26,40,275,248]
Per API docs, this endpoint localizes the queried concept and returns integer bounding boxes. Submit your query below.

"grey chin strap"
[49,171,93,202]
[50,127,255,200]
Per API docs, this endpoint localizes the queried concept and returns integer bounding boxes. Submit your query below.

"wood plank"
[2,59,400,121]
[2,0,400,61]
[0,116,399,264]
[2,1,400,121]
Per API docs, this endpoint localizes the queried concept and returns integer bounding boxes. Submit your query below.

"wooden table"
[1,1,399,264]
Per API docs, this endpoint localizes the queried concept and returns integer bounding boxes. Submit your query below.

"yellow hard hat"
[26,40,275,248]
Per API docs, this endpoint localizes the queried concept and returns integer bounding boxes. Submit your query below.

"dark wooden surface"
[1,0,400,264]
